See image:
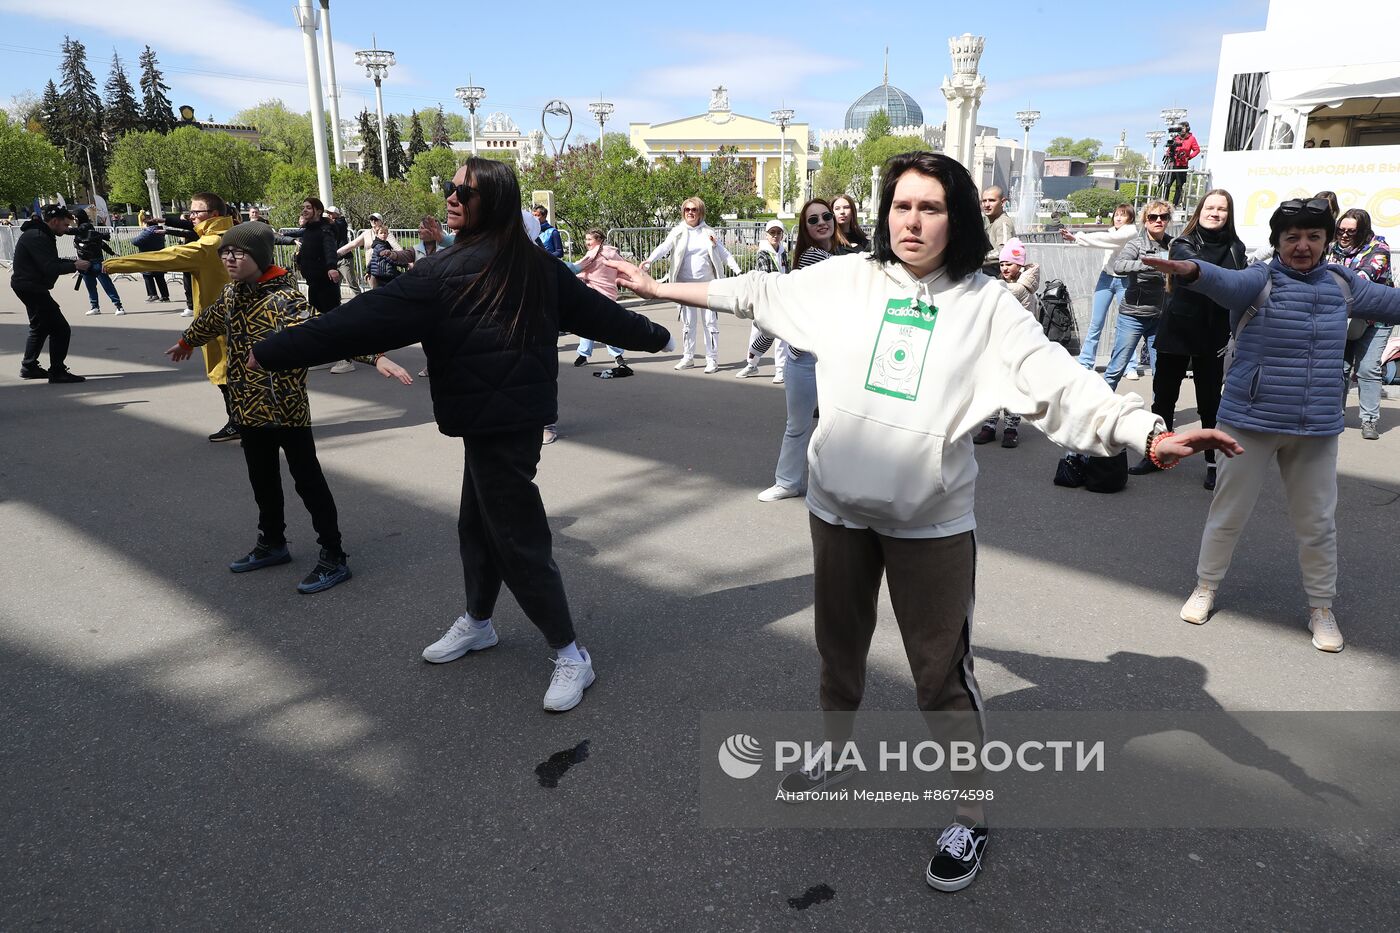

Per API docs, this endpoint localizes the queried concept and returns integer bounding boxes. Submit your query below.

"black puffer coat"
[10,218,77,291]
[253,241,672,435]
[1155,229,1246,356]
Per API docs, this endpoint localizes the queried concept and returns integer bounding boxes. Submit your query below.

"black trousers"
[240,425,342,554]
[1152,351,1224,462]
[183,272,193,310]
[306,277,342,315]
[143,272,170,300]
[15,287,70,367]
[1165,169,1187,206]
[458,431,576,648]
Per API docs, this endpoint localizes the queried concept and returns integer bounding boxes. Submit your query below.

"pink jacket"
[577,244,622,300]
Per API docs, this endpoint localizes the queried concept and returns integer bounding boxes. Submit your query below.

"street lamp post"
[1145,130,1166,197]
[1015,107,1040,188]
[587,98,615,147]
[355,36,396,181]
[455,80,486,157]
[770,107,794,214]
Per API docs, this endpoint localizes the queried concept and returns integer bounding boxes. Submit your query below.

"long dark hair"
[1180,188,1240,243]
[1337,208,1374,247]
[794,198,836,266]
[830,194,870,250]
[869,151,989,281]
[452,157,551,346]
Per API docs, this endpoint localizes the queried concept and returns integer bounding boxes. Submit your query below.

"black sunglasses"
[1145,212,1171,222]
[444,180,478,202]
[1278,198,1331,217]
[806,211,833,226]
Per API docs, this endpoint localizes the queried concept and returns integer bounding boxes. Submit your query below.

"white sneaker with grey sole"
[544,649,595,712]
[757,484,802,502]
[422,615,499,663]
[330,360,355,374]
[1180,584,1216,624]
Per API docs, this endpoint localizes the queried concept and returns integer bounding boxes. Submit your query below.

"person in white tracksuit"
[642,196,740,373]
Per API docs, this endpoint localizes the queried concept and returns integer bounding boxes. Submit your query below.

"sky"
[0,0,1271,157]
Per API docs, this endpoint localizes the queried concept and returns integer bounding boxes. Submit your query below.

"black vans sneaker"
[777,758,859,801]
[229,538,292,573]
[208,423,241,443]
[925,816,989,892]
[47,366,85,384]
[297,549,351,594]
[20,362,49,380]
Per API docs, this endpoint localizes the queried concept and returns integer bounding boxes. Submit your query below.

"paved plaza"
[3,275,1398,930]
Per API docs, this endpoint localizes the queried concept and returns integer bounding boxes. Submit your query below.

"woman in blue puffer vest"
[1146,198,1400,654]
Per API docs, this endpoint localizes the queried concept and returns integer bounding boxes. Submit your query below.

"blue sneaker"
[229,539,291,573]
[297,548,351,594]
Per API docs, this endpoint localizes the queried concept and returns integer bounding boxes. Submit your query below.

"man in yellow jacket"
[103,191,238,442]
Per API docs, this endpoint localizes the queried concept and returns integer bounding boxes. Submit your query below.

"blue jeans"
[82,266,122,309]
[576,338,623,358]
[1076,271,1127,369]
[1347,323,1392,424]
[1103,314,1157,390]
[775,353,818,491]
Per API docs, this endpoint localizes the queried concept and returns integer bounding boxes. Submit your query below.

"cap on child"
[219,222,275,271]
[998,238,1028,266]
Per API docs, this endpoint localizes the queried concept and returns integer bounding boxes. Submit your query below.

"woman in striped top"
[758,199,839,502]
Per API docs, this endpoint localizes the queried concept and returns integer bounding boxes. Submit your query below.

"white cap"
[368,212,383,222]
[325,205,340,215]
[764,219,785,233]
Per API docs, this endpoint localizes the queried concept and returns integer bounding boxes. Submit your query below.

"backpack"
[367,237,401,281]
[1037,279,1080,355]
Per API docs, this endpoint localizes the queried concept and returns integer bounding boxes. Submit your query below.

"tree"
[1067,186,1124,219]
[138,45,175,134]
[854,133,929,205]
[406,110,429,164]
[103,52,143,139]
[107,126,272,208]
[0,112,72,205]
[6,91,43,133]
[233,100,314,166]
[57,36,107,189]
[262,162,320,226]
[814,143,857,201]
[383,115,409,179]
[430,106,450,149]
[406,147,464,194]
[1118,148,1148,176]
[38,81,62,138]
[704,146,763,218]
[863,109,891,143]
[356,109,384,177]
[1045,136,1103,162]
[324,166,437,229]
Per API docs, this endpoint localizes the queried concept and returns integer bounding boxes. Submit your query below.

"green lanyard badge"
[864,297,938,401]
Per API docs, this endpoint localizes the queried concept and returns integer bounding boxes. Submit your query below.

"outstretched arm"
[1142,257,1270,313]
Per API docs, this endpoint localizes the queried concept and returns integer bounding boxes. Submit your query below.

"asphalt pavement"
[2,271,1397,931]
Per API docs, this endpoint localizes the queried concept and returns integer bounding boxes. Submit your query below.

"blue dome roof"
[845,83,924,131]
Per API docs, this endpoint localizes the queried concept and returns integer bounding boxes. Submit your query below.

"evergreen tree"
[384,115,408,178]
[138,45,175,133]
[430,106,450,149]
[356,109,382,176]
[407,110,429,164]
[57,36,107,189]
[38,80,63,139]
[103,52,143,138]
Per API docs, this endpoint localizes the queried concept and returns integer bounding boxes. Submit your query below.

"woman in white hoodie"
[1061,202,1138,369]
[642,196,740,373]
[610,151,1239,894]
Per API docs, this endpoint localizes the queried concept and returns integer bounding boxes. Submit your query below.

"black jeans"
[1165,168,1187,206]
[458,431,576,648]
[240,425,342,554]
[143,272,170,300]
[306,277,342,315]
[15,287,70,367]
[1152,351,1224,462]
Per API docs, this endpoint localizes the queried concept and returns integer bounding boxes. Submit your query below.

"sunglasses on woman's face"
[806,211,833,226]
[1145,212,1171,222]
[1278,198,1331,217]
[1337,227,1357,237]
[444,180,478,202]
[683,206,700,214]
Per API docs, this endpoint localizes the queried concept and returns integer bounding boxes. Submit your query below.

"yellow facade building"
[628,87,811,212]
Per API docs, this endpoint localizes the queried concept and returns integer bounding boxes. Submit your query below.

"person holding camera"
[11,204,92,382]
[1163,122,1200,207]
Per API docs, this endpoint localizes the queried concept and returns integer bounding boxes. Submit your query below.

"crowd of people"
[9,147,1398,896]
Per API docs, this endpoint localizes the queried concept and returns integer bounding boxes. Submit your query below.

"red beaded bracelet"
[1148,430,1178,470]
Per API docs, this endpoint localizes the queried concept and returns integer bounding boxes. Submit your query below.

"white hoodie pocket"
[810,407,946,524]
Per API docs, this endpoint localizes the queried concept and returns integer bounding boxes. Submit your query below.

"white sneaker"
[86,308,101,315]
[544,649,595,712]
[736,361,760,378]
[180,309,193,317]
[1125,369,1139,381]
[1180,584,1216,624]
[1308,608,1344,653]
[422,615,499,663]
[757,484,802,502]
[772,374,785,385]
[704,360,719,374]
[309,363,333,371]
[113,307,126,316]
[674,358,695,370]
[330,360,355,374]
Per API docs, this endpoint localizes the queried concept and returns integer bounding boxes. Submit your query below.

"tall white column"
[318,0,344,167]
[940,34,987,171]
[294,0,333,206]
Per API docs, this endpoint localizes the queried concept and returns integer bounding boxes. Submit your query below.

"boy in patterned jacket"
[165,222,412,593]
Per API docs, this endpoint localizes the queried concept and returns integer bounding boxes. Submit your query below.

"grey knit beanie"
[219,221,275,271]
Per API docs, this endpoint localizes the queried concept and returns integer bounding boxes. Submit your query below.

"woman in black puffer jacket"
[71,209,126,315]
[1133,189,1245,488]
[251,158,673,714]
